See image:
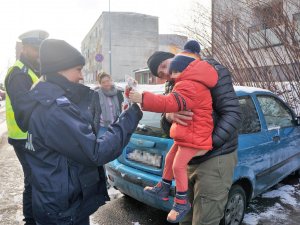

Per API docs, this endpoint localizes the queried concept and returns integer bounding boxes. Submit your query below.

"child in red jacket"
[129,40,218,223]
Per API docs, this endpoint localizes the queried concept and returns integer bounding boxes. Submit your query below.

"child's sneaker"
[167,195,191,223]
[143,181,170,201]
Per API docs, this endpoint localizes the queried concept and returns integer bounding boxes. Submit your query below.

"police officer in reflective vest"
[5,30,49,225]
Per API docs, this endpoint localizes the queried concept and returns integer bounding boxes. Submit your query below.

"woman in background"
[96,72,124,136]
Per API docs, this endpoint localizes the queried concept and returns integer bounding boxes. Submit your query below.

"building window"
[249,0,284,50]
[238,96,261,134]
[293,13,300,41]
[224,19,239,43]
[257,95,293,129]
[248,24,283,49]
[248,25,266,49]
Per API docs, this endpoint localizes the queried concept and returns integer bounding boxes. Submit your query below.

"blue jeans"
[9,138,36,225]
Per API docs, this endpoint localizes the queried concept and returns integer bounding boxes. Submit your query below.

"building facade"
[212,0,300,82]
[81,12,158,83]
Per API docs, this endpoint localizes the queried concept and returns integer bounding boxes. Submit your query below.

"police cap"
[18,30,49,47]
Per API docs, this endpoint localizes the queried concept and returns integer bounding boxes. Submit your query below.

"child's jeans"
[163,144,208,192]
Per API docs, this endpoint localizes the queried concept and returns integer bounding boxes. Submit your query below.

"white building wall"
[82,12,158,83]
[213,0,300,68]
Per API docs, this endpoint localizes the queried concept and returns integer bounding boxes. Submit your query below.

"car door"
[237,95,273,195]
[256,94,300,188]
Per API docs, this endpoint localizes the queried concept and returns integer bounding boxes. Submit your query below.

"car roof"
[234,86,272,96]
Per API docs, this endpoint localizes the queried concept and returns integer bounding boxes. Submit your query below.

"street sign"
[95,54,104,62]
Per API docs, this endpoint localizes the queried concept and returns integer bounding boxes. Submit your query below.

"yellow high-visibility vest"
[5,60,39,139]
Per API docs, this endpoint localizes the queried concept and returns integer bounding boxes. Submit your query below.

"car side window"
[257,95,293,129]
[239,96,261,134]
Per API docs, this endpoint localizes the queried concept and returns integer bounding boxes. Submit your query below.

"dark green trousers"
[180,151,237,225]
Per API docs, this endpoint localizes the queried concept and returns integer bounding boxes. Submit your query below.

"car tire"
[219,184,246,225]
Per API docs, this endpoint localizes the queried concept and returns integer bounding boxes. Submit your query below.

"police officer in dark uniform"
[5,30,49,225]
[17,39,143,225]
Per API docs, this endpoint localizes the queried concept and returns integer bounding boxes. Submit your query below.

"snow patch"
[15,209,23,224]
[0,120,7,138]
[262,185,299,207]
[13,194,22,203]
[244,203,287,225]
[259,203,287,220]
[132,222,141,225]
[0,190,4,199]
[243,213,260,225]
[108,187,123,200]
[90,216,99,225]
[234,85,270,93]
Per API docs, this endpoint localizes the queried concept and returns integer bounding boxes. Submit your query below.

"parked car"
[106,86,300,225]
[0,89,5,101]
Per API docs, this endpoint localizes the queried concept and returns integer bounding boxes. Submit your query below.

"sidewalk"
[0,135,23,225]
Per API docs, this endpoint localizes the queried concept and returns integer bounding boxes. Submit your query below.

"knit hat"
[39,39,85,75]
[169,40,201,73]
[147,51,175,77]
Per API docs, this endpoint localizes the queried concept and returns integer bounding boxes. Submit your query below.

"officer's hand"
[166,111,193,126]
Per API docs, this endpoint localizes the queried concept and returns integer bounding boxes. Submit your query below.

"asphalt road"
[92,176,300,225]
[92,195,176,225]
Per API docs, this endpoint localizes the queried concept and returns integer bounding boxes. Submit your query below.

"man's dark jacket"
[18,74,143,224]
[161,58,242,165]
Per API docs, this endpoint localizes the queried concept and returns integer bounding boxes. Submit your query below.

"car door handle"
[272,135,280,142]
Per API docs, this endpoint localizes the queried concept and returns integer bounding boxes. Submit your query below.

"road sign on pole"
[95,54,104,62]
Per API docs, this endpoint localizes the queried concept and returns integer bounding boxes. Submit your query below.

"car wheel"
[220,185,246,225]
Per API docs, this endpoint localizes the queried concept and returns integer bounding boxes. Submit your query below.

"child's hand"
[129,91,142,103]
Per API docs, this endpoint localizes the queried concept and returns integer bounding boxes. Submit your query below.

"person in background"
[4,29,49,225]
[18,39,143,225]
[96,72,124,136]
[146,45,241,225]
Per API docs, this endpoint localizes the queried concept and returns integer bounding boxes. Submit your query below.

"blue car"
[106,86,300,225]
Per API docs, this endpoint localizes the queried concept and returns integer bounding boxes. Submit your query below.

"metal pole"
[109,0,112,75]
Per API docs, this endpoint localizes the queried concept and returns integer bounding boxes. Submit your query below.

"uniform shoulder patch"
[56,96,71,106]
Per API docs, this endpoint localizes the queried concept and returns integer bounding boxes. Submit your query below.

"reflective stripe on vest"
[5,60,39,139]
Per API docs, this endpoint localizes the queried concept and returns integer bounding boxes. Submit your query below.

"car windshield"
[135,111,170,138]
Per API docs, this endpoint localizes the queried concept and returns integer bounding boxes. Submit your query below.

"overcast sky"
[0,0,210,82]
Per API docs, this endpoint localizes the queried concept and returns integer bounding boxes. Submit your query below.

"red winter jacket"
[142,60,218,150]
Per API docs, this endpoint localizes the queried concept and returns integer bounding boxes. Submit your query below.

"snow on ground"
[244,203,287,225]
[107,186,124,200]
[0,123,6,138]
[0,101,6,138]
[262,184,299,207]
[243,181,300,225]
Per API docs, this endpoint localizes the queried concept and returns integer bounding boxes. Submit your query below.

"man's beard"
[27,57,40,73]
